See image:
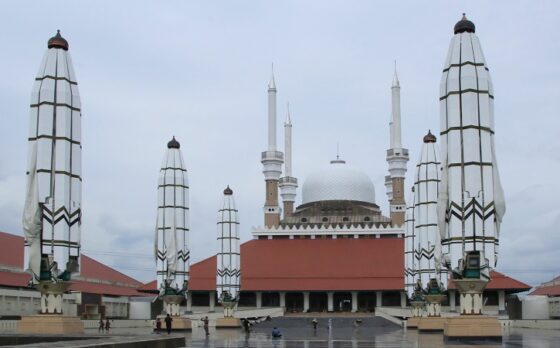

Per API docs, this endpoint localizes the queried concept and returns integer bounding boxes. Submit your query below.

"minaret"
[261,68,283,227]
[216,186,241,317]
[279,105,298,219]
[386,65,409,226]
[155,137,190,317]
[22,31,82,315]
[438,14,505,316]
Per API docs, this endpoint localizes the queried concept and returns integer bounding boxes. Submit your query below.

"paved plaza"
[75,317,560,348]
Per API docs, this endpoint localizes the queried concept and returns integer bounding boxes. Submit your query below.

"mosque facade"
[182,16,530,314]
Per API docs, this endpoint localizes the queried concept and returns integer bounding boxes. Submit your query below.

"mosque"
[161,16,531,314]
[0,15,533,324]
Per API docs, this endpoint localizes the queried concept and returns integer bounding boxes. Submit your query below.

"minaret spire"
[279,103,298,219]
[261,65,283,227]
[385,64,409,226]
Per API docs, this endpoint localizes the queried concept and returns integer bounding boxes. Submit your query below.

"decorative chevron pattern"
[42,206,81,226]
[446,199,496,222]
[216,268,241,278]
[414,246,435,261]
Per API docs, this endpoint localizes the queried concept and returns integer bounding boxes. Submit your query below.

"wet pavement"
[85,317,560,348]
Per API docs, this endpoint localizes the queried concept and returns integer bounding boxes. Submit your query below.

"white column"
[327,292,334,312]
[391,70,402,149]
[268,76,277,151]
[449,290,456,312]
[186,293,192,312]
[284,114,292,176]
[376,291,383,308]
[303,292,310,312]
[400,291,407,308]
[280,292,286,308]
[209,291,215,312]
[256,292,262,309]
[351,292,358,313]
[498,290,506,313]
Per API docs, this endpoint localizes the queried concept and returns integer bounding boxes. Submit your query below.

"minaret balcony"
[261,151,284,163]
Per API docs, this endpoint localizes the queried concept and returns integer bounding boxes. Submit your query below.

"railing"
[386,149,409,157]
[261,151,284,161]
[82,319,153,329]
[0,320,18,333]
[279,177,298,184]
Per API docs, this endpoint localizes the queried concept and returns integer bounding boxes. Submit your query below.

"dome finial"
[423,130,437,143]
[48,30,69,51]
[454,13,475,34]
[224,185,233,195]
[167,136,180,149]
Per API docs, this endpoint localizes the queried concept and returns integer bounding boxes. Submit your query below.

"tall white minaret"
[279,105,298,218]
[261,67,283,227]
[22,31,82,315]
[386,65,409,226]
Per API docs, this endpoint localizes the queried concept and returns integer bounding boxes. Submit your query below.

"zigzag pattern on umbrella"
[404,268,416,277]
[42,206,81,226]
[445,199,496,222]
[178,250,190,262]
[216,268,241,278]
[156,249,167,261]
[414,247,435,260]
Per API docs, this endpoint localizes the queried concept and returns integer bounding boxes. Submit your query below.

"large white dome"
[301,160,376,205]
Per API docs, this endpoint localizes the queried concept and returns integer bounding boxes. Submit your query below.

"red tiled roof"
[0,270,30,288]
[448,271,531,291]
[69,281,152,297]
[190,238,405,291]
[529,276,560,296]
[80,255,142,287]
[137,280,157,292]
[0,232,147,296]
[0,231,24,268]
[530,285,560,296]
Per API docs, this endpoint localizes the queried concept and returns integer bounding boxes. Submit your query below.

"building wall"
[0,288,77,317]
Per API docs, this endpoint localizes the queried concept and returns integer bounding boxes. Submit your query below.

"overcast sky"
[1,1,559,287]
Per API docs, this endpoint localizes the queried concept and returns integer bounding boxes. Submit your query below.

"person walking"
[312,318,318,330]
[165,314,173,334]
[155,317,162,333]
[328,318,332,332]
[98,318,104,333]
[201,316,209,336]
[105,318,111,333]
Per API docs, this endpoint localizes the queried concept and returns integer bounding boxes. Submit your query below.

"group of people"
[97,318,111,333]
[155,314,175,334]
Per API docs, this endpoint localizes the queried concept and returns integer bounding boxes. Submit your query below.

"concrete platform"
[418,317,446,332]
[155,316,191,331]
[216,317,241,328]
[406,317,420,329]
[17,315,84,334]
[443,315,501,340]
